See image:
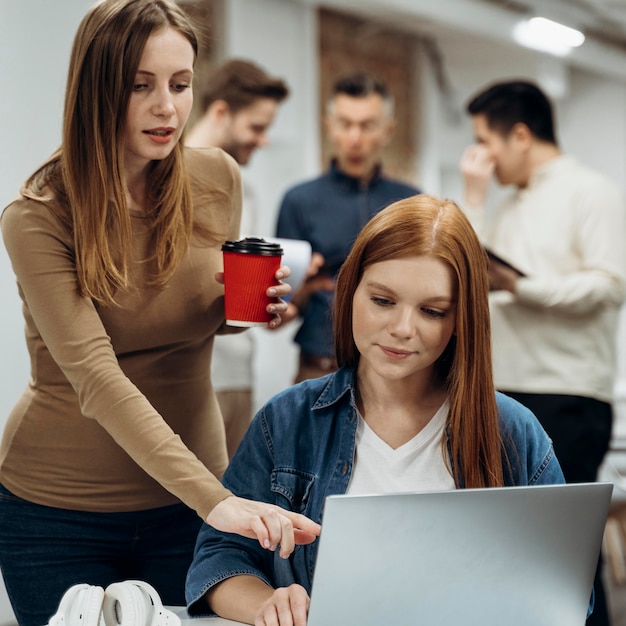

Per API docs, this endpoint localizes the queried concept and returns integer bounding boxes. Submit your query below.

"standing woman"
[0,1,318,624]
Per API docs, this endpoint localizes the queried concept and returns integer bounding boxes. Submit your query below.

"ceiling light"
[513,16,585,57]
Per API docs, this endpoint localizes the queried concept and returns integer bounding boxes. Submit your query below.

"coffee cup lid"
[222,237,283,256]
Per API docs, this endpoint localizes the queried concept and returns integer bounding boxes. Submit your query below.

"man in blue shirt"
[275,72,420,382]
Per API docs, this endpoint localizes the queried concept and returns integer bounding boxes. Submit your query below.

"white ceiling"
[487,0,626,47]
[300,0,626,80]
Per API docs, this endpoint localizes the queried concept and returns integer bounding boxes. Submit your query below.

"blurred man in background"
[187,58,289,458]
[275,72,420,382]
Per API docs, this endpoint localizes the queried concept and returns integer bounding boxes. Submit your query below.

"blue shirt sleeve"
[497,392,565,487]
[185,411,277,615]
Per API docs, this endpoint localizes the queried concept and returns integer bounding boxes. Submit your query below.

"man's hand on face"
[460,144,495,209]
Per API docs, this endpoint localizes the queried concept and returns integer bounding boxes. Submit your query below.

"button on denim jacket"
[186,367,566,614]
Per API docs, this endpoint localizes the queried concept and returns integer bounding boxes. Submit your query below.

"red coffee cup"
[222,237,284,327]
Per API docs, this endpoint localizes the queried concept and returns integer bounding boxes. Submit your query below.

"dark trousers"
[0,483,202,626]
[503,392,613,626]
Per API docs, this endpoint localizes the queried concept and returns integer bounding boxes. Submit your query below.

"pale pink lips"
[144,127,175,144]
[380,345,414,360]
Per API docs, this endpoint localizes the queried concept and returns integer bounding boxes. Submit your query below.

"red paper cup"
[222,238,283,327]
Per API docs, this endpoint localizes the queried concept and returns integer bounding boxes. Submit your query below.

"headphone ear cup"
[48,583,105,626]
[102,582,146,626]
[103,581,180,626]
[127,581,180,626]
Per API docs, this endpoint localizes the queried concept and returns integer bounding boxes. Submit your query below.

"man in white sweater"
[186,59,289,458]
[460,79,626,626]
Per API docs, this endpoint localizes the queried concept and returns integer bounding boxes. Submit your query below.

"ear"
[381,118,397,147]
[209,99,232,122]
[510,122,533,149]
[323,112,333,136]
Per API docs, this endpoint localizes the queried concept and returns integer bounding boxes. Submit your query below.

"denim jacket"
[186,367,565,614]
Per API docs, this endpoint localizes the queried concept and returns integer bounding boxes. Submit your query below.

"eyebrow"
[365,280,395,294]
[135,69,193,77]
[336,115,379,124]
[365,280,455,303]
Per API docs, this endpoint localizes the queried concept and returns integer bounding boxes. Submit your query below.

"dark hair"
[328,72,394,117]
[332,72,388,99]
[466,80,557,144]
[198,58,289,114]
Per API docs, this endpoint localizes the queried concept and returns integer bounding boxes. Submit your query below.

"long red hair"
[334,194,504,487]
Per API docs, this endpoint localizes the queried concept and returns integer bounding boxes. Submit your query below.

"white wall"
[0,0,92,433]
[0,2,92,622]
[557,71,626,438]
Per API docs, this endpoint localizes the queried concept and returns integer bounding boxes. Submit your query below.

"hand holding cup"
[221,238,290,328]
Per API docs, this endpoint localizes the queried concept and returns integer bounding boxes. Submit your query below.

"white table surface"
[169,606,247,625]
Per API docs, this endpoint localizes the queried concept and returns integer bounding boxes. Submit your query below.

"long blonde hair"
[22,0,203,305]
[334,194,505,487]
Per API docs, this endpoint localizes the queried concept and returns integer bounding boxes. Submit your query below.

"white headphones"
[48,583,105,626]
[48,580,181,626]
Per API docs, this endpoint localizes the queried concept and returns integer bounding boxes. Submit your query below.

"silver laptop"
[307,483,613,626]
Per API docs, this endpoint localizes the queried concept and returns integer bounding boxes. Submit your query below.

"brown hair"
[334,194,505,487]
[22,0,204,305]
[198,58,289,114]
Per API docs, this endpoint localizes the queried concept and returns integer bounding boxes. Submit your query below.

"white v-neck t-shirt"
[346,400,456,495]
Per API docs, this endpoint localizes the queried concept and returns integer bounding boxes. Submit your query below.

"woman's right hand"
[254,584,310,626]
[206,495,320,558]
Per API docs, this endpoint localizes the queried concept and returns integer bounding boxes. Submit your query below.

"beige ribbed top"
[0,147,242,521]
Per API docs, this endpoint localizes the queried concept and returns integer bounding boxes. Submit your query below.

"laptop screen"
[307,483,612,626]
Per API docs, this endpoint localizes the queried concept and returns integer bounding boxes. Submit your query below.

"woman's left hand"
[266,265,292,329]
[214,265,292,329]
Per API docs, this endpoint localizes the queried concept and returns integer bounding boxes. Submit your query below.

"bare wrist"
[464,189,487,210]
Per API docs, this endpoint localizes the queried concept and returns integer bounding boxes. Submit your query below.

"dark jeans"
[502,392,613,626]
[0,484,202,626]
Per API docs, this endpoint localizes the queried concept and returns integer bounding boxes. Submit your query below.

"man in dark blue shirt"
[275,72,420,382]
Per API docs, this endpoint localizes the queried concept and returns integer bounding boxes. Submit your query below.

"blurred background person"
[275,72,420,383]
[460,78,626,626]
[186,58,289,458]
